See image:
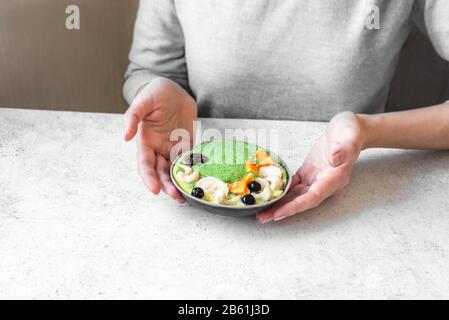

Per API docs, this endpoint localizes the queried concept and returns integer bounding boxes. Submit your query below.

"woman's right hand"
[123,77,197,203]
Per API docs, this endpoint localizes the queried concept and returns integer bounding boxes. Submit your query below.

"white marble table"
[1,108,449,300]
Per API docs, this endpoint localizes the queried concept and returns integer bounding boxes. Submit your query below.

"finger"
[297,163,317,184]
[271,190,322,221]
[123,89,154,141]
[156,154,186,204]
[271,177,337,221]
[137,138,161,195]
[256,184,308,224]
[327,116,361,167]
[328,140,358,167]
[290,172,302,187]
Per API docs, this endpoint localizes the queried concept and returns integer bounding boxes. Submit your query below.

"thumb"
[328,140,359,167]
[326,112,363,167]
[123,90,154,141]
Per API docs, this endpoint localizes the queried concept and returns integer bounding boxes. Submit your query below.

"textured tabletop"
[1,108,449,299]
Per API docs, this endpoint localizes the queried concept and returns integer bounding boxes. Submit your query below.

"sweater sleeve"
[412,0,449,61]
[123,0,189,105]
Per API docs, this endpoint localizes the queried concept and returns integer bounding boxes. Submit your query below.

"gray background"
[0,0,448,114]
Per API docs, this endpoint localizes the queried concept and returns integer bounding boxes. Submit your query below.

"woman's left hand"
[257,112,367,223]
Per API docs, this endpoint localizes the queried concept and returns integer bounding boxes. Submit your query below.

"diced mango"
[245,160,259,174]
[255,149,269,161]
[243,173,254,184]
[229,180,248,196]
[259,157,276,167]
[229,174,254,196]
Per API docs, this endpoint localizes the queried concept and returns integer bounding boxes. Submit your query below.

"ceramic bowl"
[170,141,292,217]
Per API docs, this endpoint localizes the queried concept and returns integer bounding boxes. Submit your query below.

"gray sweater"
[124,0,449,121]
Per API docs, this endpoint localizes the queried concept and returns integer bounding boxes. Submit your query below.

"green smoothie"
[173,140,287,206]
[184,140,256,183]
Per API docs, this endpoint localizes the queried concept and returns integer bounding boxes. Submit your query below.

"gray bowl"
[170,146,292,217]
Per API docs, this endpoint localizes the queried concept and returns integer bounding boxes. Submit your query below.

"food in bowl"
[172,140,288,207]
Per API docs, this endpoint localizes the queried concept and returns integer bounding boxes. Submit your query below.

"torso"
[176,0,415,120]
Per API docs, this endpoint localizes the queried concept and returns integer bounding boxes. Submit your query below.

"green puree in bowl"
[193,164,247,184]
[187,141,258,183]
[173,140,288,205]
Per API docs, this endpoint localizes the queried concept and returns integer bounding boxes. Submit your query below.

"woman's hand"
[123,77,197,203]
[257,112,366,223]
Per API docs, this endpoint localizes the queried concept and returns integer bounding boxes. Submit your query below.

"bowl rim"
[170,140,293,210]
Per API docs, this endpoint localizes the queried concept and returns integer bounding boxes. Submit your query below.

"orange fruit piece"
[229,174,254,196]
[245,160,259,174]
[255,149,269,161]
[243,173,254,184]
[229,180,248,196]
[259,157,276,167]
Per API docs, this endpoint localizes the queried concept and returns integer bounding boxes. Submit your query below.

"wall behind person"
[0,1,448,114]
[0,0,138,113]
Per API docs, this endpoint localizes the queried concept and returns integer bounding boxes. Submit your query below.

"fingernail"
[259,217,273,224]
[332,154,343,167]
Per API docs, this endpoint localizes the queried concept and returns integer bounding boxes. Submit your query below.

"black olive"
[191,187,205,199]
[185,153,209,166]
[241,194,256,205]
[248,181,262,193]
